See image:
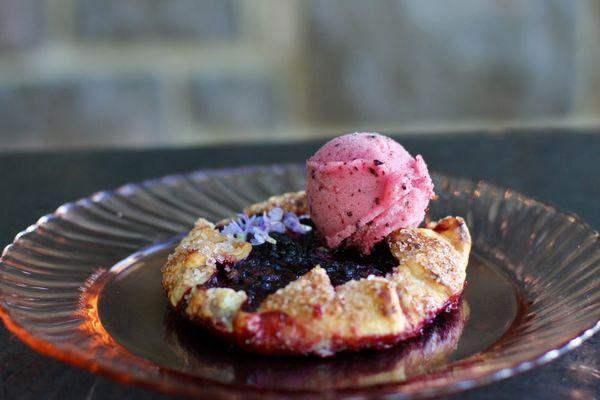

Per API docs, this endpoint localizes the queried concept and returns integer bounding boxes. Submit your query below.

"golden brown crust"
[244,190,309,216]
[161,219,251,309]
[162,192,471,357]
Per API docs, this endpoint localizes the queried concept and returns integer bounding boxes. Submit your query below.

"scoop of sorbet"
[306,132,435,254]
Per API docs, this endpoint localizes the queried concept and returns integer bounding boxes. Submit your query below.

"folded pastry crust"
[162,191,471,357]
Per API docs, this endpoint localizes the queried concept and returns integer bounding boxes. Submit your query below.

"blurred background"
[0,0,599,151]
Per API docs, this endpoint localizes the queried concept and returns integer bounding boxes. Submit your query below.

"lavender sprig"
[221,207,312,245]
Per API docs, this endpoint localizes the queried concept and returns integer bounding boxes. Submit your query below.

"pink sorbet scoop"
[306,132,435,254]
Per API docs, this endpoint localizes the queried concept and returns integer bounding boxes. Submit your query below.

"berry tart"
[162,133,471,357]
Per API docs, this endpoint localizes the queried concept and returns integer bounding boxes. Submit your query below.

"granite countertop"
[0,130,598,399]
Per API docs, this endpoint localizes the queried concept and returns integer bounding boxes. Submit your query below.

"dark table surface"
[0,130,598,400]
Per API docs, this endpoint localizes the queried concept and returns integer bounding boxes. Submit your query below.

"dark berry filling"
[205,219,397,311]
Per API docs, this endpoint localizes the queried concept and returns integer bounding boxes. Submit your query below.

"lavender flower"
[249,226,276,245]
[221,213,254,241]
[283,212,312,234]
[266,208,286,233]
[220,220,245,239]
[220,207,311,245]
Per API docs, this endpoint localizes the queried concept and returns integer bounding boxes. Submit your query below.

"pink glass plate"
[0,165,598,399]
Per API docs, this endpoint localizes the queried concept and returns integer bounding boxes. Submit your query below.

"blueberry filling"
[205,219,397,311]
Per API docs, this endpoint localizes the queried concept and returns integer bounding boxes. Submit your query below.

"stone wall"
[0,0,598,150]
